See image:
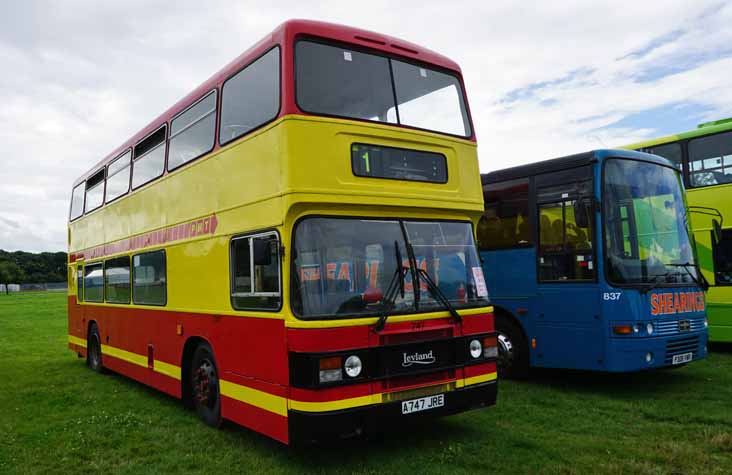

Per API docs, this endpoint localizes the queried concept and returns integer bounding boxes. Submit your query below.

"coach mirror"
[253,237,274,266]
[574,198,591,228]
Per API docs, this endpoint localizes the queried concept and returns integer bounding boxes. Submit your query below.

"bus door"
[533,167,604,370]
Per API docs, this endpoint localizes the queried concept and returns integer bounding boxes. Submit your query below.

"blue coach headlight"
[646,323,654,335]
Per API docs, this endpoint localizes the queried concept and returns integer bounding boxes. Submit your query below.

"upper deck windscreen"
[295,40,471,138]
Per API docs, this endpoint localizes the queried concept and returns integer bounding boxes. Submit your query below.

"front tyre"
[496,316,529,379]
[190,343,222,428]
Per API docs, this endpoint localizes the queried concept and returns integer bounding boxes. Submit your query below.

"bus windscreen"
[603,158,698,286]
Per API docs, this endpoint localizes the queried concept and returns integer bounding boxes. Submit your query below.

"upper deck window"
[295,41,471,138]
[84,169,105,214]
[105,150,131,203]
[169,90,217,170]
[70,183,84,221]
[132,126,166,189]
[220,47,280,145]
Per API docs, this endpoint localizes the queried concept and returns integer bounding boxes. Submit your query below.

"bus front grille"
[664,335,700,364]
[655,316,706,336]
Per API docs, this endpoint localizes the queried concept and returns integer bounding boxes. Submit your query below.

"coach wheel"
[87,323,105,374]
[190,343,222,428]
[496,317,529,379]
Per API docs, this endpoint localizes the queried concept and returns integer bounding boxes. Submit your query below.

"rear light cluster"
[469,335,498,360]
[318,354,363,384]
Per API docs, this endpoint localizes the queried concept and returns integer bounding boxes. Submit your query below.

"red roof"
[73,19,467,186]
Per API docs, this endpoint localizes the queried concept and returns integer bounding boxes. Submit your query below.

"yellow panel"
[101,344,148,368]
[68,335,86,348]
[219,379,288,417]
[153,360,181,381]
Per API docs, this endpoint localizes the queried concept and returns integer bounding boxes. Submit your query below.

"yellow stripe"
[154,360,182,380]
[101,344,148,368]
[68,335,87,348]
[289,393,383,412]
[219,380,288,417]
[285,306,494,329]
[456,371,498,389]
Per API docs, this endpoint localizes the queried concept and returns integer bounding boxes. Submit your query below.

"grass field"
[1,292,731,474]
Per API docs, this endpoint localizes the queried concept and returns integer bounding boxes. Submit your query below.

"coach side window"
[689,132,732,187]
[84,169,105,214]
[169,90,217,170]
[536,168,595,282]
[106,151,131,203]
[478,178,531,250]
[105,256,131,304]
[84,263,104,302]
[220,47,280,144]
[713,229,732,286]
[132,250,166,306]
[132,126,167,189]
[230,232,281,310]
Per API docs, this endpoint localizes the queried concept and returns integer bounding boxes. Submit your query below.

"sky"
[1,0,731,252]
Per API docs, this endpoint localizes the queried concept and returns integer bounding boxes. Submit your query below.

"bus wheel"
[190,343,222,428]
[87,323,105,374]
[496,317,529,379]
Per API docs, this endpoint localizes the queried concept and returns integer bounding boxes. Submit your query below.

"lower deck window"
[230,232,281,310]
[133,250,166,305]
[713,229,732,285]
[105,256,131,304]
[84,263,104,302]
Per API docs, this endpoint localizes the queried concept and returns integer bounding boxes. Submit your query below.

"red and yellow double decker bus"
[67,20,497,444]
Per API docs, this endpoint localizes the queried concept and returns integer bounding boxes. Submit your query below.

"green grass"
[1,292,731,474]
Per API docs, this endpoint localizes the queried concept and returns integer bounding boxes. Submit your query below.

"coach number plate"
[401,394,444,414]
[672,352,692,365]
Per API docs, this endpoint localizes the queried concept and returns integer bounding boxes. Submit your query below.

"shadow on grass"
[709,342,732,353]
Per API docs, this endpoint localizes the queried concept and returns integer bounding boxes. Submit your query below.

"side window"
[106,151,131,203]
[84,263,104,302]
[84,169,105,214]
[536,168,595,282]
[689,132,732,187]
[70,183,85,221]
[220,47,280,144]
[478,178,531,250]
[105,256,131,304]
[132,250,166,306]
[639,142,683,171]
[230,232,281,310]
[132,126,166,189]
[713,229,732,286]
[76,265,83,303]
[169,90,217,170]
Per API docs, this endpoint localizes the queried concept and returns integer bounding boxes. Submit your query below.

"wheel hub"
[497,333,514,369]
[193,361,217,407]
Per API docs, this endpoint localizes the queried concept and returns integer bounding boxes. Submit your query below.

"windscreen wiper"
[416,268,462,325]
[373,241,408,332]
[640,272,670,294]
[666,262,709,291]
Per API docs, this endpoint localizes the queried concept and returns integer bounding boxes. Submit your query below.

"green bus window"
[479,178,531,250]
[84,263,104,302]
[230,232,281,311]
[639,142,683,171]
[132,250,166,306]
[713,229,732,286]
[689,132,732,187]
[105,256,131,304]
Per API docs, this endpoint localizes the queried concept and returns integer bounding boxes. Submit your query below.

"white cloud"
[0,0,729,251]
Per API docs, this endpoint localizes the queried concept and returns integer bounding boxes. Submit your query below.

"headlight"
[469,339,482,359]
[704,319,708,328]
[319,356,342,383]
[633,324,640,333]
[344,355,362,378]
[645,352,654,364]
[646,323,654,335]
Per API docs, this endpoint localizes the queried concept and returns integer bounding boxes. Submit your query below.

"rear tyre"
[496,315,529,379]
[87,323,105,374]
[190,343,222,428]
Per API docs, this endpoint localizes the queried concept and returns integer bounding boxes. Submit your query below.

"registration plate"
[672,352,693,365]
[401,394,444,414]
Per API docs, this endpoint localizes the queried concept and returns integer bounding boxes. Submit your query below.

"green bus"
[623,118,731,342]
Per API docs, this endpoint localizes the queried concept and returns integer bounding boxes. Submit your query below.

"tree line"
[0,250,67,292]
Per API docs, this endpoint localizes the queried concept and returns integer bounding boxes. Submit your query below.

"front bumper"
[288,380,497,444]
[605,330,708,371]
